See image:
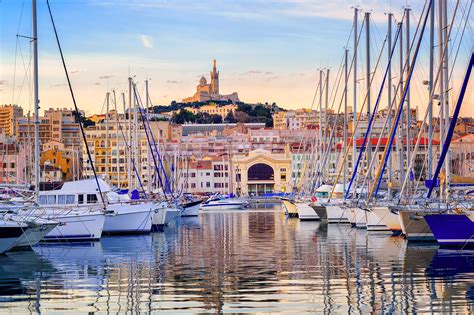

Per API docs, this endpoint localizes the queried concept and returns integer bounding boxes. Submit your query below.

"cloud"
[0,80,7,85]
[139,34,154,49]
[241,70,274,76]
[166,80,182,84]
[51,83,66,87]
[98,75,113,79]
[94,82,101,86]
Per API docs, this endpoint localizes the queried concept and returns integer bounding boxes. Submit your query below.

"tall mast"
[146,79,151,193]
[113,91,120,188]
[387,12,393,197]
[428,0,435,180]
[398,21,405,193]
[32,0,40,200]
[352,7,358,189]
[133,82,139,189]
[405,8,411,194]
[365,12,371,183]
[318,69,323,187]
[438,0,445,200]
[343,49,348,192]
[443,0,450,200]
[325,68,329,180]
[124,91,132,189]
[106,92,110,181]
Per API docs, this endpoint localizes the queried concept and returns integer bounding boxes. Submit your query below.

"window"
[39,195,56,205]
[58,194,75,204]
[191,183,196,188]
[206,182,211,188]
[87,194,98,203]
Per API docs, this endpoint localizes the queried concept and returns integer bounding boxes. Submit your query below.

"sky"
[0,0,472,116]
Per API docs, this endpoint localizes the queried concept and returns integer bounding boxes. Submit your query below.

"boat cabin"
[38,178,111,206]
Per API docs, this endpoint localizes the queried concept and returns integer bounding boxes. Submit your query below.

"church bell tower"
[210,59,219,95]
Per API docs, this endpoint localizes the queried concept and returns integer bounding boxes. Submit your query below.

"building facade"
[0,105,23,136]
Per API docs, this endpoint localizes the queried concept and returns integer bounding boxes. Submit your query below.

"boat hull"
[13,222,58,248]
[281,200,298,218]
[296,202,319,221]
[424,213,474,247]
[398,210,435,241]
[326,205,350,224]
[42,212,105,242]
[104,203,153,234]
[371,206,401,233]
[311,204,327,221]
[180,200,203,217]
[0,223,25,254]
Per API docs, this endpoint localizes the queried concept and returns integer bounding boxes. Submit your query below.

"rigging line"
[399,0,462,200]
[345,23,402,200]
[12,0,26,105]
[135,85,172,197]
[46,0,106,208]
[132,83,166,198]
[448,0,473,101]
[371,0,432,200]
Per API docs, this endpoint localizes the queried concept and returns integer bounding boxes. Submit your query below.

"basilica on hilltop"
[182,59,240,104]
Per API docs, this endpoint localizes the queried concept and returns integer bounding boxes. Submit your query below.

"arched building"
[232,148,292,196]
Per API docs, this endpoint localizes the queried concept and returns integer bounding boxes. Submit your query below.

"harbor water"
[0,203,473,314]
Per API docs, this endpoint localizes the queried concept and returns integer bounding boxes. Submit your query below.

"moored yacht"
[0,219,28,254]
[33,179,107,241]
[200,194,248,211]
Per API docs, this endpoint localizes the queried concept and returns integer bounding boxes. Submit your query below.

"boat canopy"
[39,178,112,195]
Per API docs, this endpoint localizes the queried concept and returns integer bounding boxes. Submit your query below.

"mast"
[133,82,139,189]
[106,92,110,181]
[325,68,329,181]
[442,0,450,200]
[438,0,445,200]
[344,49,348,192]
[113,91,120,188]
[387,12,393,197]
[123,90,132,189]
[365,12,371,183]
[428,0,435,180]
[146,79,151,193]
[398,21,405,193]
[405,8,411,194]
[32,0,40,201]
[318,69,323,187]
[352,7,358,187]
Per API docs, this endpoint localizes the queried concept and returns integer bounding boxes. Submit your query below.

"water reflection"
[0,204,473,313]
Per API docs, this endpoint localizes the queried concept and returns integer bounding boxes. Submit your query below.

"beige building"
[182,60,240,104]
[232,148,292,196]
[0,105,23,136]
[16,108,83,151]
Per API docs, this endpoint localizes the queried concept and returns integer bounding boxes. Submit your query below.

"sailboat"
[423,51,474,248]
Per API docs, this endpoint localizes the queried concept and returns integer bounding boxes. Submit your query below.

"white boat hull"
[180,203,201,217]
[296,202,319,220]
[42,212,105,241]
[326,205,350,224]
[104,203,153,234]
[13,222,58,248]
[371,206,400,233]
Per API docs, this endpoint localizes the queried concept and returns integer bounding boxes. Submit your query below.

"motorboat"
[281,198,298,218]
[200,194,248,211]
[33,179,107,241]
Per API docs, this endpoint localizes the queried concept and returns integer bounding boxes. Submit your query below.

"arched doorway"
[247,163,274,196]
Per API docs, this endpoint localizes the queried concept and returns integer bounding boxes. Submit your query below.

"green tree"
[171,109,196,124]
[225,111,236,123]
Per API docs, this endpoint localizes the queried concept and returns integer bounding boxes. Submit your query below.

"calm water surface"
[0,204,473,314]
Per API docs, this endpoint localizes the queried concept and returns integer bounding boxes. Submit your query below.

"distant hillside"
[150,101,285,127]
